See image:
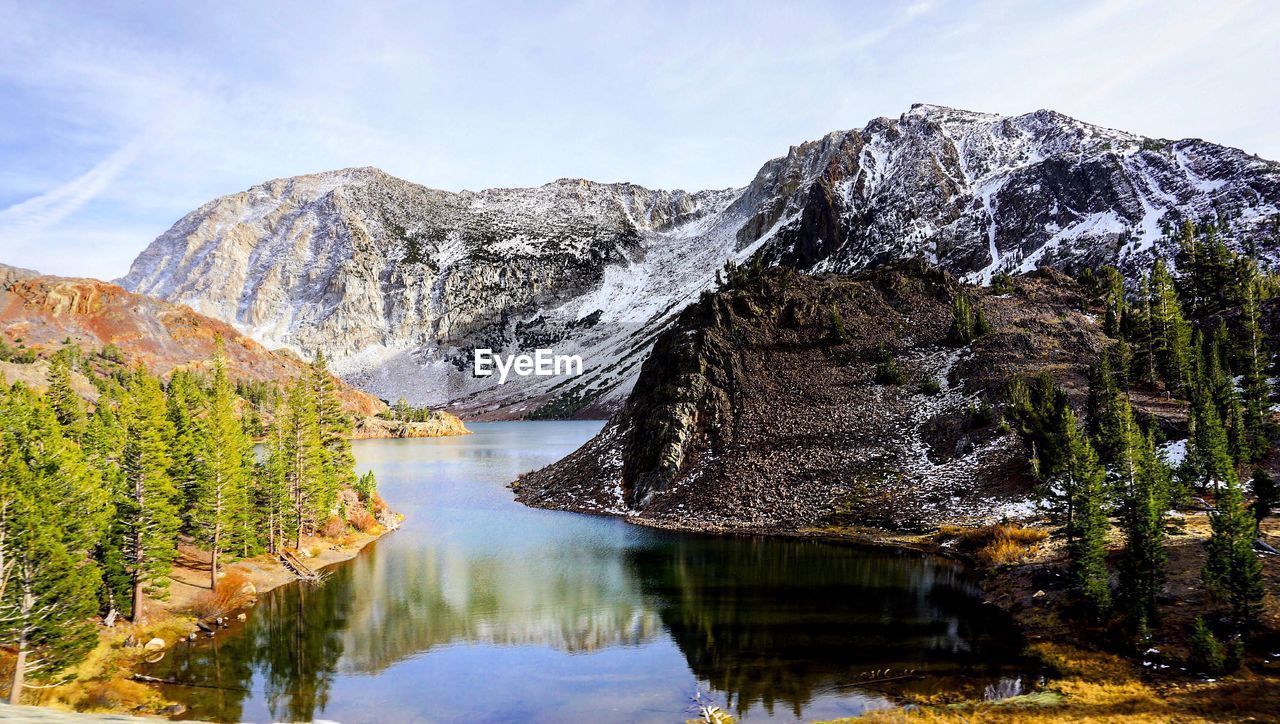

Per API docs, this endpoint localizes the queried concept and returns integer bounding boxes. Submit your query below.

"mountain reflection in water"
[147,422,1032,723]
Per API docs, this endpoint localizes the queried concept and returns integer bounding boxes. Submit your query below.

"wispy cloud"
[0,137,145,245]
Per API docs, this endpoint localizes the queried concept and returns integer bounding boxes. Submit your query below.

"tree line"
[0,342,377,703]
[1011,221,1275,673]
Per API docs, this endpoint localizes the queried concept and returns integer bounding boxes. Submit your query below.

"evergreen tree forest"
[0,340,377,703]
[1011,220,1274,660]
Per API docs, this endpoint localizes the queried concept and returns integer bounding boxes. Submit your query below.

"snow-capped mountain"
[119,104,1280,416]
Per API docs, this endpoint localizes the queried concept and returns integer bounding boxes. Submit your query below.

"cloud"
[0,137,145,248]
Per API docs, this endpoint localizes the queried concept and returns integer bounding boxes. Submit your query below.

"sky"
[1,0,1278,279]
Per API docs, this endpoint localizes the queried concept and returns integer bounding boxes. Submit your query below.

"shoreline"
[639,511,1280,721]
[28,516,402,718]
[537,503,1280,721]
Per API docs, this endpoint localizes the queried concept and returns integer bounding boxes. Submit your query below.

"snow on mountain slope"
[119,105,1280,417]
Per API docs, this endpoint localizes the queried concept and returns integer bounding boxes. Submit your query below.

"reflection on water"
[148,422,1032,723]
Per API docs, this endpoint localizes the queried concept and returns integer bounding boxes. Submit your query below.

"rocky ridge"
[0,269,384,421]
[515,263,1110,530]
[119,105,1280,417]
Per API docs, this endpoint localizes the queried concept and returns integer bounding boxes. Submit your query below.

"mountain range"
[117,104,1280,418]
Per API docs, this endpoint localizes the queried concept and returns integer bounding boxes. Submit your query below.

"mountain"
[514,262,1109,530]
[119,105,1280,417]
[0,269,386,417]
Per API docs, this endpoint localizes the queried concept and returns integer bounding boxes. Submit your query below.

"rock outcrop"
[516,263,1110,531]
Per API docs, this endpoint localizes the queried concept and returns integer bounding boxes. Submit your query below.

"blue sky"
[2,0,1278,279]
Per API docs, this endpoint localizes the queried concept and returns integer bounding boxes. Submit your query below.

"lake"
[146,421,1034,722]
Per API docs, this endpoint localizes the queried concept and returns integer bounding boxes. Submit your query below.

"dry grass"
[823,642,1280,722]
[938,523,1048,565]
[187,569,254,619]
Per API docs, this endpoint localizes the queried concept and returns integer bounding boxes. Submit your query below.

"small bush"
[918,378,942,396]
[968,399,994,427]
[875,359,906,386]
[320,515,345,538]
[189,570,254,619]
[991,271,1016,295]
[829,304,847,343]
[1189,617,1225,675]
[349,504,378,533]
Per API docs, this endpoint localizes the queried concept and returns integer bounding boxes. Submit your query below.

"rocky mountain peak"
[119,105,1280,416]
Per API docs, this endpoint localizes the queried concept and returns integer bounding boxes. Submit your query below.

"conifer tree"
[46,354,85,437]
[1203,470,1265,633]
[1175,220,1205,317]
[166,369,207,516]
[1131,275,1157,386]
[258,419,292,555]
[1148,259,1192,394]
[1060,408,1112,615]
[1087,354,1129,466]
[191,341,254,588]
[1184,390,1235,495]
[280,378,326,549]
[0,386,106,703]
[311,352,355,503]
[82,386,132,619]
[355,470,378,506]
[1114,409,1169,631]
[1237,276,1272,461]
[1101,266,1127,338]
[119,371,182,622]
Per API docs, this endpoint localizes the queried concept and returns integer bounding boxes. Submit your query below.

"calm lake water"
[147,421,1033,723]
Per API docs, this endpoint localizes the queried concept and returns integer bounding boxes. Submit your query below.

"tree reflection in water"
[144,426,1032,723]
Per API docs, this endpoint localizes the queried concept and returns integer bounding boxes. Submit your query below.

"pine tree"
[1175,221,1204,317]
[46,354,85,436]
[0,386,106,703]
[280,378,325,550]
[1203,470,1265,633]
[119,371,181,622]
[1101,266,1127,338]
[1186,386,1237,495]
[355,470,378,506]
[258,418,292,555]
[1114,409,1169,631]
[1087,353,1129,467]
[1147,259,1192,395]
[1188,616,1226,675]
[1132,275,1158,387]
[1237,275,1272,461]
[191,341,254,588]
[165,369,207,516]
[947,295,986,345]
[1061,408,1112,615]
[829,304,846,343]
[311,352,354,508]
[82,386,132,620]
